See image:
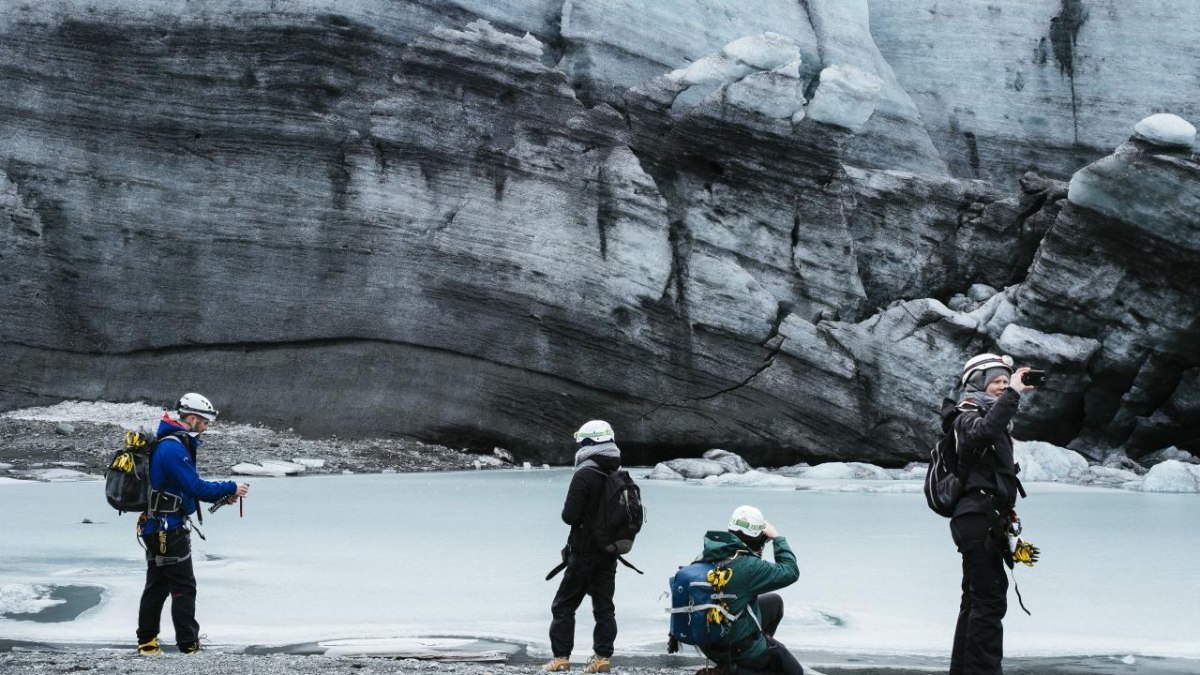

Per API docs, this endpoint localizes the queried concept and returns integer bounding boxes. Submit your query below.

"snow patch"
[7,468,100,483]
[430,20,544,59]
[0,401,165,429]
[0,584,65,615]
[804,64,882,132]
[721,32,801,70]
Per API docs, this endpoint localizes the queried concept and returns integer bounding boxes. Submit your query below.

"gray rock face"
[1,3,1197,465]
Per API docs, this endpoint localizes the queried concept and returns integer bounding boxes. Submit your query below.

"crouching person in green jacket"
[696,505,804,675]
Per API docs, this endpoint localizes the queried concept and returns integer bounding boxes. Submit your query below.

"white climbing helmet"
[573,420,615,444]
[960,353,1014,387]
[728,505,767,537]
[176,393,219,421]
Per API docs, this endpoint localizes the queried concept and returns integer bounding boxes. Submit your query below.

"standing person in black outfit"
[544,420,623,674]
[947,354,1037,674]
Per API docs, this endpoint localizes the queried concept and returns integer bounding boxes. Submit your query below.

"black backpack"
[105,429,184,513]
[924,403,965,518]
[587,468,645,554]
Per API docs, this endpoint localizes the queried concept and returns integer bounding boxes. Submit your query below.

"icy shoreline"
[646,446,1200,494]
[3,401,1198,493]
[0,401,510,482]
[2,646,1199,675]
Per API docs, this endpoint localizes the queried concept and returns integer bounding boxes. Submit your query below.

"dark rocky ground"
[0,650,1195,675]
[0,416,512,481]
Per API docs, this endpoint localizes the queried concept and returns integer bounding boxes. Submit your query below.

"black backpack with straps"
[105,428,187,514]
[924,400,965,517]
[587,467,645,555]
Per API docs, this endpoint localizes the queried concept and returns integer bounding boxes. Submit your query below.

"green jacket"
[698,530,799,663]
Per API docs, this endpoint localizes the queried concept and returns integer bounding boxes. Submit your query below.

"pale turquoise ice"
[0,469,1197,659]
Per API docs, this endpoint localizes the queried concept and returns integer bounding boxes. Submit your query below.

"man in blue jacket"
[136,393,248,656]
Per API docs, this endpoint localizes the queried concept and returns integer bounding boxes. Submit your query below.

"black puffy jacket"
[562,452,621,554]
[950,387,1024,517]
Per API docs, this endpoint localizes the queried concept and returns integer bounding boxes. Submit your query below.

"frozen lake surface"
[1,469,1198,662]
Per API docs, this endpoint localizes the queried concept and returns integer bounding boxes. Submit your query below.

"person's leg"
[549,558,592,658]
[756,593,784,637]
[764,636,805,675]
[732,637,804,675]
[158,530,200,651]
[136,538,169,645]
[957,513,1008,674]
[587,555,618,658]
[950,519,972,675]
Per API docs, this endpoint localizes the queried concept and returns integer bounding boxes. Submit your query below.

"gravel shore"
[2,649,1194,675]
[0,412,510,481]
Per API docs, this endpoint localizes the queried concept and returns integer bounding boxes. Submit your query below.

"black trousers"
[549,553,618,658]
[733,594,804,675]
[136,528,200,650]
[950,512,1008,675]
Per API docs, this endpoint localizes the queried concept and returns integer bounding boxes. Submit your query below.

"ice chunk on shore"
[703,449,753,474]
[231,462,290,477]
[775,463,811,477]
[803,462,892,480]
[663,458,729,479]
[260,460,306,474]
[702,470,798,488]
[1133,113,1196,148]
[1140,446,1199,467]
[292,458,326,469]
[647,462,685,480]
[1013,441,1089,482]
[1139,460,1200,493]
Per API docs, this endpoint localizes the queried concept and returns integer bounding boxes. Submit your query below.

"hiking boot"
[543,657,571,672]
[181,641,202,654]
[694,666,731,675]
[584,655,611,673]
[136,637,162,656]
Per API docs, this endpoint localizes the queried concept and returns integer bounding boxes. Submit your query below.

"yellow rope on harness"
[706,567,734,624]
[110,451,135,472]
[112,432,150,472]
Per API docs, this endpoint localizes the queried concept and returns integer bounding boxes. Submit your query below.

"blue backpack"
[668,559,747,646]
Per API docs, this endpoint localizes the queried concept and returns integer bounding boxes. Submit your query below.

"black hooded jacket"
[945,387,1024,517]
[562,451,621,554]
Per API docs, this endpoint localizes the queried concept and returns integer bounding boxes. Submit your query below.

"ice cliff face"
[1,1,1197,464]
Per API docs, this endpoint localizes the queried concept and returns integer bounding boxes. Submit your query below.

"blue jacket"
[143,416,237,534]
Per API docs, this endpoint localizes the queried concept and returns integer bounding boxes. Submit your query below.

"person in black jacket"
[544,420,623,674]
[947,354,1036,675]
